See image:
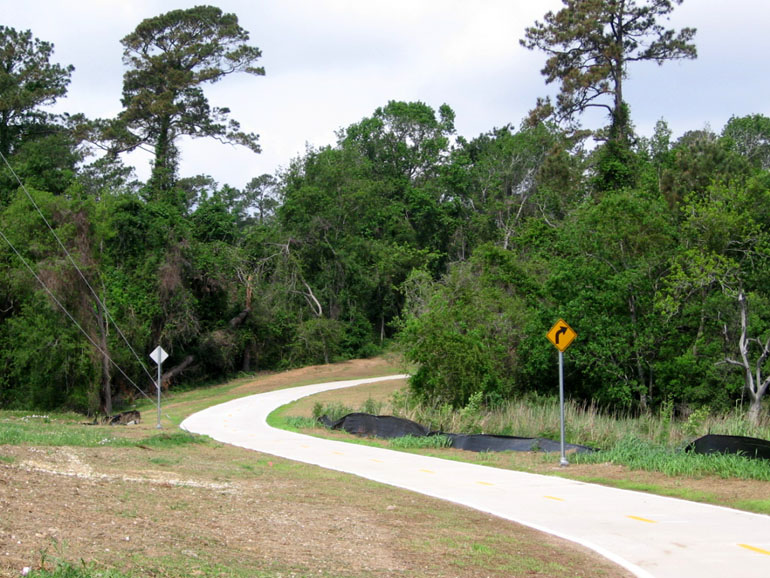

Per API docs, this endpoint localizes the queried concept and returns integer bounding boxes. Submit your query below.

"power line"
[0,226,154,403]
[0,150,159,405]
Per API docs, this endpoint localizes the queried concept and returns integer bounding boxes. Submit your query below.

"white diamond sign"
[149,346,168,365]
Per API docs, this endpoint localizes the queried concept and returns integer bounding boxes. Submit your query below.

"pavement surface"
[180,375,770,578]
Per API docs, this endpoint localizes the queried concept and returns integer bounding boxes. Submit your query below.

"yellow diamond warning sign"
[546,319,577,352]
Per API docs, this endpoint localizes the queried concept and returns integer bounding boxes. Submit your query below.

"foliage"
[399,245,534,408]
[0,26,73,157]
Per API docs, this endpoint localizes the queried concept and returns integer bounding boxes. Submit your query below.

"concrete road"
[180,376,770,578]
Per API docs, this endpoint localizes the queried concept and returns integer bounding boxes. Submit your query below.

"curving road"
[180,375,770,578]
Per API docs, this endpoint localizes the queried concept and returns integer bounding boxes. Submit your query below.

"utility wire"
[0,150,158,388]
[0,150,162,403]
[0,226,154,403]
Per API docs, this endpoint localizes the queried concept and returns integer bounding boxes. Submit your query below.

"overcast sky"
[4,0,770,189]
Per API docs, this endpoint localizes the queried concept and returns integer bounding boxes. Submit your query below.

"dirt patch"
[0,359,631,577]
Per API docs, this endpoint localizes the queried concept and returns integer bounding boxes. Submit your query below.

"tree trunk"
[151,114,176,195]
[724,291,769,424]
[748,396,762,426]
[161,355,195,389]
[628,293,648,410]
[95,299,112,415]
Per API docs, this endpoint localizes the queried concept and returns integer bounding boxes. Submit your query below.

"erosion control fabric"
[319,413,593,454]
[686,434,770,460]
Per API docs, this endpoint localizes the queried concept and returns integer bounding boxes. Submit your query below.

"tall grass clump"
[571,435,770,481]
[389,434,452,450]
[388,389,770,450]
[312,401,353,421]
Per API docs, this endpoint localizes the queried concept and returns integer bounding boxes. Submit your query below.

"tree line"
[2,2,770,424]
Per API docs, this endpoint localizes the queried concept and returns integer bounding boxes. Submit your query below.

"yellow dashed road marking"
[420,469,435,474]
[544,495,565,501]
[333,451,344,455]
[627,515,657,524]
[739,544,770,556]
[477,481,494,486]
[370,459,384,463]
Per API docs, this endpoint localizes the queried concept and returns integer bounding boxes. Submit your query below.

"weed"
[317,401,353,422]
[572,435,770,481]
[389,434,451,449]
[284,416,318,429]
[28,560,129,577]
[683,406,710,438]
[136,432,207,448]
[360,396,383,415]
[148,456,180,467]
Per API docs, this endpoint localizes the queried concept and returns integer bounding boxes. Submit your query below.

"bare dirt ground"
[0,358,633,577]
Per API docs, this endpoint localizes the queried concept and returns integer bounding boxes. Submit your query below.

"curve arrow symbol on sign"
[547,319,576,352]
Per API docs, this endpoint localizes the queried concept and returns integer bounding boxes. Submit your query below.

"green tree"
[722,114,770,171]
[112,5,264,196]
[445,123,581,252]
[521,0,696,143]
[0,26,73,157]
[545,189,677,408]
[660,128,752,207]
[399,245,535,408]
[657,179,770,421]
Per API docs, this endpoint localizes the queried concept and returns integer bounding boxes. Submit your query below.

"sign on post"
[546,320,577,466]
[546,319,577,352]
[149,346,168,429]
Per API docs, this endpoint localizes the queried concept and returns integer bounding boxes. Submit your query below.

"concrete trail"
[180,375,770,578]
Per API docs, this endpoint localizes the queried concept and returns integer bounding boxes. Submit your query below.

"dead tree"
[723,291,770,425]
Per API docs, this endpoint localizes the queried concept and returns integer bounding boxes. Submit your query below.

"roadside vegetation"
[279,379,770,494]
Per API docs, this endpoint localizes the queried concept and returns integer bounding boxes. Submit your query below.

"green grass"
[0,413,130,447]
[392,393,770,450]
[390,433,451,449]
[28,562,129,578]
[732,499,770,515]
[571,435,770,480]
[0,412,210,450]
[278,392,770,484]
[136,431,208,448]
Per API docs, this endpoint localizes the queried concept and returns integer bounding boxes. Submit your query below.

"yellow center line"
[333,451,344,455]
[739,544,770,556]
[544,495,564,501]
[370,459,384,463]
[476,481,494,486]
[627,515,657,524]
[420,469,435,474]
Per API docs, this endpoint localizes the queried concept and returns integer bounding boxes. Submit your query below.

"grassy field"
[0,357,632,578]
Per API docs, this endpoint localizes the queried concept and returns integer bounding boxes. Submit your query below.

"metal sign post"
[546,319,577,467]
[149,346,168,429]
[558,350,568,466]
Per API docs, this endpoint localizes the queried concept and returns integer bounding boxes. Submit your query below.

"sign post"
[546,319,577,467]
[149,345,168,429]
